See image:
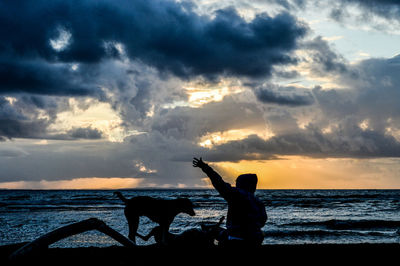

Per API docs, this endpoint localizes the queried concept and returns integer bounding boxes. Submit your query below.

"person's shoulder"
[227,187,245,198]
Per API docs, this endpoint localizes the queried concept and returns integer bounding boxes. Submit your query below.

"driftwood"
[9,218,135,261]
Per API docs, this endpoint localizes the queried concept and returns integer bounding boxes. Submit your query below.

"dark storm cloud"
[147,50,400,161]
[0,117,104,141]
[203,125,400,161]
[0,96,104,140]
[0,0,311,141]
[66,127,103,140]
[0,59,103,96]
[272,69,300,79]
[274,0,400,23]
[314,54,400,134]
[0,0,310,140]
[0,118,50,140]
[261,0,307,10]
[0,0,308,80]
[151,96,265,140]
[330,0,400,21]
[0,96,52,140]
[254,84,315,106]
[260,53,400,159]
[302,37,351,77]
[169,53,400,162]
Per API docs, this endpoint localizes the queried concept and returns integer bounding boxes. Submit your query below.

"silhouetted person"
[193,157,267,247]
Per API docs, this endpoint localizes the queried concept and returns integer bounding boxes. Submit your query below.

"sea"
[0,189,399,247]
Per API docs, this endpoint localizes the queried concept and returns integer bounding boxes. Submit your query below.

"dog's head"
[177,198,196,216]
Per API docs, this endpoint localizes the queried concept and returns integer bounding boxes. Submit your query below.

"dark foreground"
[2,243,399,266]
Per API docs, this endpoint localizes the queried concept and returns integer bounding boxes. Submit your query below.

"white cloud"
[49,27,72,51]
[322,35,344,41]
[133,160,157,174]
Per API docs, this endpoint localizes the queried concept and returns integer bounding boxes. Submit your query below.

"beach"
[2,243,399,266]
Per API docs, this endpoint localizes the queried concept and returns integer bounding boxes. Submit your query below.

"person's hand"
[193,157,206,168]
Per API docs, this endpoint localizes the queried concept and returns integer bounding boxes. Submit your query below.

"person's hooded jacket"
[200,165,267,242]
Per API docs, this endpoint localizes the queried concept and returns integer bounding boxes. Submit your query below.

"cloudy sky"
[1,0,400,189]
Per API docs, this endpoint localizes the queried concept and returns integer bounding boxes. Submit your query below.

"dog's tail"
[114,191,128,204]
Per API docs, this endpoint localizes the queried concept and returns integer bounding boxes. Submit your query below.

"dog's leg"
[161,227,168,246]
[160,222,172,246]
[127,215,139,244]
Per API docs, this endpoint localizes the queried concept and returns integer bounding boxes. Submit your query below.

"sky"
[1,0,400,189]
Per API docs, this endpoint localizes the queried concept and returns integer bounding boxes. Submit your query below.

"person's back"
[193,157,267,246]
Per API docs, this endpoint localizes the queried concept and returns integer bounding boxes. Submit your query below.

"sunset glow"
[0,177,144,190]
[213,157,400,189]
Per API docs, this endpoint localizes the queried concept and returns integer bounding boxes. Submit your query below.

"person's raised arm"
[193,157,233,200]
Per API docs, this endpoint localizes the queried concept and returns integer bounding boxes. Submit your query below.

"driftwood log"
[9,218,134,261]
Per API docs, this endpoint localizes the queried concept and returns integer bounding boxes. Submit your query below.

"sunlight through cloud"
[198,128,274,148]
[185,84,243,107]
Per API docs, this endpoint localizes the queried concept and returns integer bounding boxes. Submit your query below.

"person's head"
[235,173,258,193]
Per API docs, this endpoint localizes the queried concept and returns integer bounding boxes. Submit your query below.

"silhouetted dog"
[136,216,225,247]
[114,192,195,244]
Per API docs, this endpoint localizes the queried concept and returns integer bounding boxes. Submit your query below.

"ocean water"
[0,189,399,247]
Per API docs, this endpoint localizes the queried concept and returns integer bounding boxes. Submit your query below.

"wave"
[6,195,31,200]
[1,204,122,212]
[263,198,400,209]
[264,229,394,238]
[285,219,400,230]
[71,196,110,201]
[257,190,400,208]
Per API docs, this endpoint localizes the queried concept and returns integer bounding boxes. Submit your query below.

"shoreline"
[3,243,399,265]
